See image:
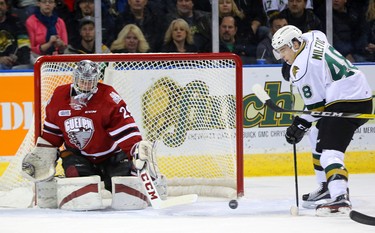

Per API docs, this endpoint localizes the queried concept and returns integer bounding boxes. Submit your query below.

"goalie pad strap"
[36,143,56,148]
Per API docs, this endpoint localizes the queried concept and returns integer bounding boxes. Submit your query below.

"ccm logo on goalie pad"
[140,173,159,200]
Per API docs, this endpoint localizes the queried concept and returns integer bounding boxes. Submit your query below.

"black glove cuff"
[293,116,312,131]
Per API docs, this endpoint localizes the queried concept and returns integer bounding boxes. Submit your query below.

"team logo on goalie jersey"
[64,117,94,149]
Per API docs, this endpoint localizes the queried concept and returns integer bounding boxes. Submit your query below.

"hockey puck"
[290,206,299,216]
[229,199,238,209]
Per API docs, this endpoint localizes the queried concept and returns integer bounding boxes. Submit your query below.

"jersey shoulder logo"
[292,65,300,77]
[64,117,94,150]
[58,110,71,116]
[110,91,122,104]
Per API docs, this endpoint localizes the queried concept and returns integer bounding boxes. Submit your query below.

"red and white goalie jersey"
[42,83,142,163]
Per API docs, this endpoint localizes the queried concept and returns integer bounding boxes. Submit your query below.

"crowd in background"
[0,0,374,70]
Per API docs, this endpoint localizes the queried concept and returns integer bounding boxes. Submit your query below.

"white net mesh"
[0,54,243,199]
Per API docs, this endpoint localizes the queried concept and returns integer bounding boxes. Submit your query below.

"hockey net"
[0,53,243,201]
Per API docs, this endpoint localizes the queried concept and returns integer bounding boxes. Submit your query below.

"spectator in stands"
[0,0,31,70]
[219,15,253,64]
[64,16,111,54]
[114,0,176,15]
[256,13,288,64]
[110,24,150,53]
[279,0,322,33]
[9,0,38,25]
[232,0,269,58]
[219,16,237,53]
[115,0,165,52]
[262,0,313,20]
[63,0,75,12]
[366,0,375,61]
[68,0,116,47]
[161,18,198,52]
[332,0,368,63]
[54,0,72,23]
[25,0,68,62]
[165,0,212,52]
[219,0,245,22]
[193,0,211,12]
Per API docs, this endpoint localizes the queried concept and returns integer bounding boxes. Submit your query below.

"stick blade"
[252,84,271,103]
[350,210,375,226]
[158,194,198,209]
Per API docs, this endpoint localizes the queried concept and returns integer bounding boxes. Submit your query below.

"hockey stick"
[290,84,299,215]
[252,84,375,119]
[137,141,198,209]
[138,169,198,209]
[350,210,375,226]
[292,143,299,208]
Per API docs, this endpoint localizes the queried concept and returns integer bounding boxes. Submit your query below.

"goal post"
[1,53,244,200]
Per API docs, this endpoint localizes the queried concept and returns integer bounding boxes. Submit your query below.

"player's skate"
[302,182,330,209]
[315,193,351,216]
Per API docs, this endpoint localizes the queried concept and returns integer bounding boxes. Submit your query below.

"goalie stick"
[252,84,375,119]
[138,168,198,209]
[350,210,375,226]
[137,141,198,209]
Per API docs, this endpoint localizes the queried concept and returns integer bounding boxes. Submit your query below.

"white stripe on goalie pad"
[56,176,104,210]
[111,176,149,210]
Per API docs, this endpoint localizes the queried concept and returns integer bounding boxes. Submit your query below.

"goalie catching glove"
[22,137,58,182]
[132,141,161,179]
[131,140,167,198]
[285,116,312,144]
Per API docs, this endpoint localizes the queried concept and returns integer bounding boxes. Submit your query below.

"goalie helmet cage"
[1,53,244,200]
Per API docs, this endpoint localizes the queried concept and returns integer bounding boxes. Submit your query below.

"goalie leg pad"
[56,175,103,210]
[36,178,58,208]
[111,176,149,210]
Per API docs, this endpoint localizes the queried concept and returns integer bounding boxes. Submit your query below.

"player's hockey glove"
[285,116,312,144]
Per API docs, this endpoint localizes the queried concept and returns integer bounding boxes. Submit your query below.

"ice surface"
[0,174,374,233]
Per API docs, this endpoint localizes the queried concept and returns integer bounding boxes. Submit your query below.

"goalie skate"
[302,182,331,209]
[316,194,351,216]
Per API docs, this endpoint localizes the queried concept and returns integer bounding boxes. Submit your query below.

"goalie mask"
[71,60,100,109]
[271,25,302,61]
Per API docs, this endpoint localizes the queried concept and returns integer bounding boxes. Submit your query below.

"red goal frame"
[33,53,244,197]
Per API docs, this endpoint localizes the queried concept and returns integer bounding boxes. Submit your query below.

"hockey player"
[271,25,373,215]
[22,60,165,200]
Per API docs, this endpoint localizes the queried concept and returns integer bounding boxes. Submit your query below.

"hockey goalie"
[21,60,166,210]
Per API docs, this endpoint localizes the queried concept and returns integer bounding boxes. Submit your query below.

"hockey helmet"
[271,25,302,60]
[73,59,100,94]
